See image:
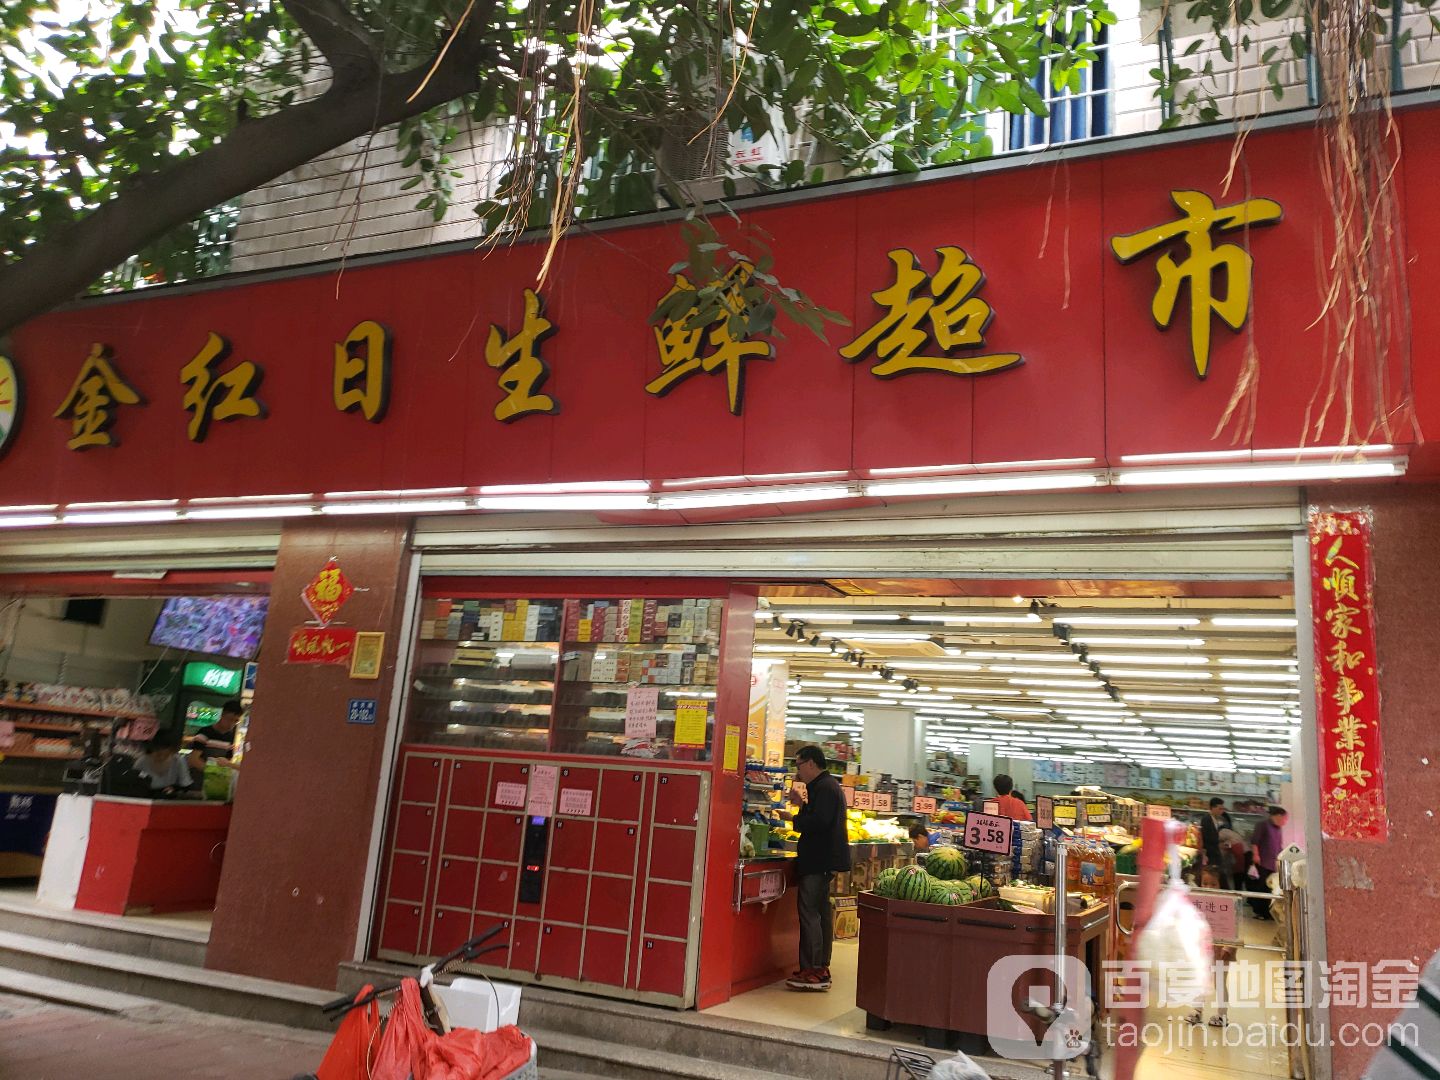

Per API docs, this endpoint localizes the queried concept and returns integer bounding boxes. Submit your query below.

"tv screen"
[150,596,270,660]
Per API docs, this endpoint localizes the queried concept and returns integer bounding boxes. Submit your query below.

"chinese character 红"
[646,263,772,415]
[1110,190,1283,378]
[53,343,143,450]
[334,320,392,423]
[181,332,266,443]
[841,247,1021,378]
[486,289,558,423]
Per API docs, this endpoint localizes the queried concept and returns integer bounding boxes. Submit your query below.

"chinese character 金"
[181,332,266,443]
[1331,750,1373,788]
[486,289,558,423]
[334,320,392,423]
[53,343,143,450]
[1110,190,1283,378]
[646,263,772,416]
[841,247,1021,378]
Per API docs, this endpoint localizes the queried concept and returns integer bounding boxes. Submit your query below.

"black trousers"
[1246,867,1276,917]
[797,872,834,971]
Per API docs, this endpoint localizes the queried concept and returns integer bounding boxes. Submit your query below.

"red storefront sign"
[5,116,1438,509]
[301,558,355,627]
[286,626,358,665]
[1309,509,1387,842]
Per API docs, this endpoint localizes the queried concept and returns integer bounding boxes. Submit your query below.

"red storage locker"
[482,813,525,864]
[386,852,431,903]
[647,826,697,882]
[393,803,438,854]
[586,875,637,932]
[506,918,540,973]
[447,758,490,808]
[555,765,600,814]
[400,753,444,804]
[591,822,641,876]
[433,857,478,909]
[642,881,693,940]
[581,929,629,986]
[440,807,485,859]
[598,770,645,822]
[427,907,473,957]
[475,862,518,917]
[548,818,594,871]
[653,772,701,826]
[490,762,532,807]
[637,936,688,998]
[379,901,423,956]
[542,869,588,925]
[538,923,583,981]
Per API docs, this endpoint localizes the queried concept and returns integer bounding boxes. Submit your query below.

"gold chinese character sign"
[0,355,19,458]
[645,263,773,416]
[841,247,1021,378]
[181,332,266,443]
[54,343,144,450]
[1308,509,1386,842]
[334,320,392,423]
[486,289,559,423]
[1111,190,1283,379]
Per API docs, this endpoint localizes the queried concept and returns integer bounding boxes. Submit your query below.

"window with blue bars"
[1009,19,1111,150]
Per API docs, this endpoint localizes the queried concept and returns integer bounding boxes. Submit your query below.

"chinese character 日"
[841,247,1021,378]
[1110,190,1283,378]
[486,289,558,423]
[53,343,143,450]
[646,263,773,415]
[180,333,266,443]
[334,320,392,423]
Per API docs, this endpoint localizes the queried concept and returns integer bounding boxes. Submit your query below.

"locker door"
[538,924,583,981]
[652,772,701,825]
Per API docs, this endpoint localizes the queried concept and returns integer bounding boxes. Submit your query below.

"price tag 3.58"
[963,811,1013,855]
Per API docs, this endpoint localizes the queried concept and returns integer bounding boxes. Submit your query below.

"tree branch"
[0,23,493,339]
[280,0,382,85]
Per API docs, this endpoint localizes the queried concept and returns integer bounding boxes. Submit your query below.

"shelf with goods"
[1033,779,1280,812]
[1,686,161,775]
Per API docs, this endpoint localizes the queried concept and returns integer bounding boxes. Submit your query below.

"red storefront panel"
[379,901,423,956]
[643,881,693,940]
[446,759,491,808]
[542,869,589,925]
[586,875,636,932]
[637,937,688,998]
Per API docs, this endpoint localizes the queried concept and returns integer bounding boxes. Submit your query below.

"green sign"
[182,661,242,695]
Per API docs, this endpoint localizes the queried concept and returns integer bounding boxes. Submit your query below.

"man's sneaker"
[786,969,831,991]
[791,967,831,980]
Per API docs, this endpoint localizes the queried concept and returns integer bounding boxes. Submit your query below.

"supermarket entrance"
[708,579,1311,1080]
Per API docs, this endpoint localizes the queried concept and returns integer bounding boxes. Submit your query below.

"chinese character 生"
[646,263,773,415]
[486,289,559,423]
[1110,190,1283,378]
[181,332,266,443]
[334,320,392,423]
[53,343,143,450]
[841,247,1021,378]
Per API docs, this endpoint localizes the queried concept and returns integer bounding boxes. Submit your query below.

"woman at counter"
[134,740,195,798]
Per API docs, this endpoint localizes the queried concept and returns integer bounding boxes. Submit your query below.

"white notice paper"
[558,788,593,816]
[526,765,558,818]
[624,686,660,739]
[494,781,527,809]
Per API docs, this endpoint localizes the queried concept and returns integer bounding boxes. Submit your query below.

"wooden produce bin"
[856,892,1111,1045]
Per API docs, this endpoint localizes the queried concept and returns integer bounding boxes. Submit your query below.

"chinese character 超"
[181,332,266,443]
[1331,751,1373,788]
[334,320,392,423]
[646,263,772,415]
[486,289,558,423]
[53,343,143,450]
[841,247,1021,378]
[1110,190,1283,378]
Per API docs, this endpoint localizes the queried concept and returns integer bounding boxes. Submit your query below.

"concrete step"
[530,1027,800,1080]
[0,966,155,1013]
[0,895,208,967]
[0,928,333,1030]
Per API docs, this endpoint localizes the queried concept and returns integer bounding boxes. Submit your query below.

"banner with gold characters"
[1309,509,1387,842]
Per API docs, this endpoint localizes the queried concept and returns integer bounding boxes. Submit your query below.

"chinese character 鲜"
[1110,190,1283,378]
[841,247,1021,378]
[1331,751,1373,788]
[334,320,392,423]
[181,332,266,443]
[646,263,772,415]
[486,289,558,423]
[53,343,143,450]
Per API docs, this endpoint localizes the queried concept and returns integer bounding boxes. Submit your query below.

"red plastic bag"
[416,1024,533,1080]
[371,979,434,1080]
[314,985,380,1080]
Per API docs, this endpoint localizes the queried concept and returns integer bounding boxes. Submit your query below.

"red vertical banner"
[1308,509,1388,842]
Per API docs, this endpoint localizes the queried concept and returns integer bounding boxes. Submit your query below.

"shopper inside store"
[991,773,1032,821]
[134,739,195,798]
[787,745,850,993]
[191,699,242,769]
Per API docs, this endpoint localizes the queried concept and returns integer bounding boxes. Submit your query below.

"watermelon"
[873,867,901,898]
[926,846,968,881]
[964,874,995,898]
[928,879,975,906]
[893,864,933,902]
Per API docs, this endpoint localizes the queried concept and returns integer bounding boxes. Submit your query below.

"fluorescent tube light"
[963,651,1078,662]
[1069,636,1206,647]
[63,509,181,525]
[988,665,1095,677]
[1011,678,1105,688]
[188,493,311,504]
[910,614,1042,624]
[655,484,852,509]
[1140,711,1225,721]
[888,662,983,672]
[1054,616,1201,628]
[323,487,466,499]
[186,504,318,520]
[1218,657,1299,667]
[781,611,902,622]
[868,456,1099,477]
[66,498,179,510]
[1100,669,1213,680]
[322,499,471,515]
[474,494,652,510]
[1218,672,1299,682]
[478,480,650,494]
[1222,687,1299,696]
[1210,617,1299,628]
[1115,460,1404,486]
[1124,693,1221,704]
[821,632,935,642]
[1085,653,1209,665]
[933,686,1022,695]
[864,471,1103,498]
[0,514,60,528]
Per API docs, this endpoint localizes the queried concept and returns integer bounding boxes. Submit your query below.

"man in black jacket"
[1200,798,1235,888]
[787,745,851,991]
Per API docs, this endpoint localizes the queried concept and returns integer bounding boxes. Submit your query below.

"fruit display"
[870,864,992,907]
[874,867,902,897]
[924,845,968,880]
[844,808,910,844]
